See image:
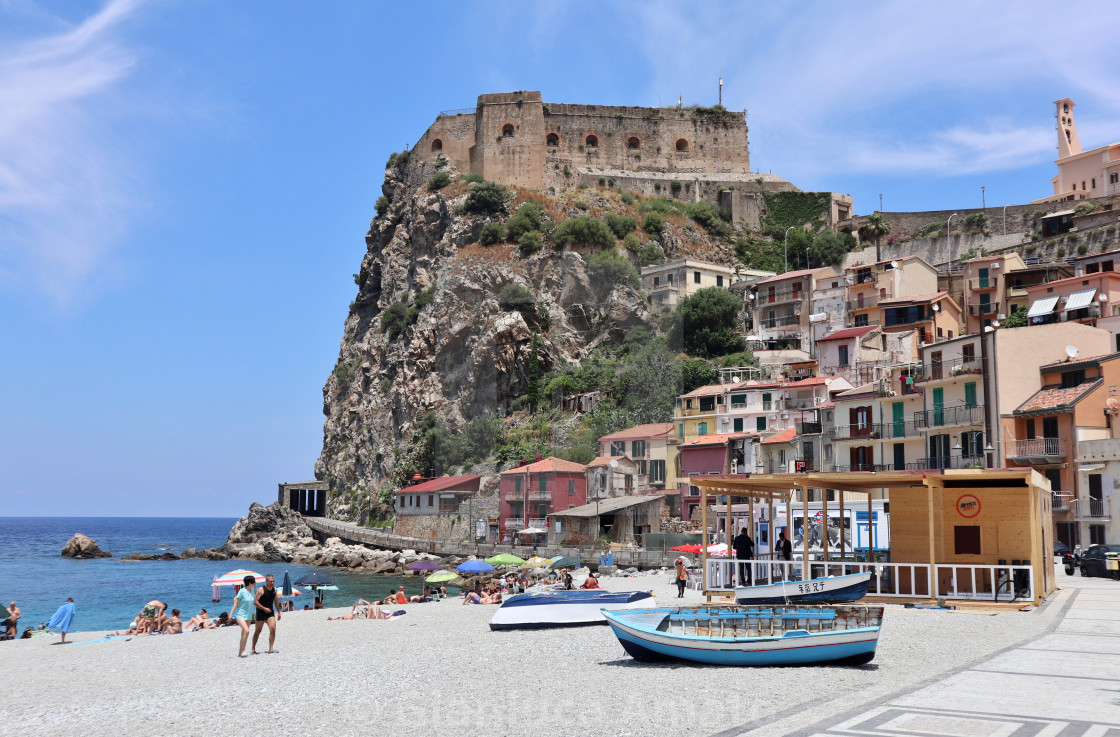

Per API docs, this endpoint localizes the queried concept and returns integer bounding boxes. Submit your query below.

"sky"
[2,1,1119,517]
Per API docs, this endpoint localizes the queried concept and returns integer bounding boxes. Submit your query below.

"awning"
[1063,288,1097,311]
[1026,295,1060,318]
[1041,209,1076,219]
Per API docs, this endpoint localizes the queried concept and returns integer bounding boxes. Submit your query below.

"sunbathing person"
[161,609,183,634]
[580,572,600,589]
[185,608,212,631]
[462,591,482,605]
[329,600,396,620]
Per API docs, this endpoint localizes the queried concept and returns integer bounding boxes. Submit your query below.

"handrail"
[704,558,931,598]
[1007,437,1064,457]
[934,563,1034,603]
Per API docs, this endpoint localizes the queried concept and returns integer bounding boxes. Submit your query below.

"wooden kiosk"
[691,468,1056,606]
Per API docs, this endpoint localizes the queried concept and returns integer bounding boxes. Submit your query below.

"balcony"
[528,491,552,502]
[797,421,823,435]
[830,463,894,472]
[845,292,889,311]
[917,359,983,382]
[1006,437,1066,465]
[759,314,800,330]
[1051,492,1071,511]
[914,404,985,428]
[505,519,525,531]
[1074,497,1110,520]
[831,421,920,441]
[968,302,1000,316]
[527,517,549,528]
[760,287,806,305]
[968,277,999,291]
[907,456,971,471]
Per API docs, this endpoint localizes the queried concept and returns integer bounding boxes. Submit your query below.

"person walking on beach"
[734,527,755,587]
[675,558,688,598]
[776,529,793,581]
[3,601,20,640]
[47,598,75,644]
[231,575,256,658]
[251,574,281,655]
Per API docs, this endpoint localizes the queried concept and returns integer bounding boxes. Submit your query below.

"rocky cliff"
[314,159,672,503]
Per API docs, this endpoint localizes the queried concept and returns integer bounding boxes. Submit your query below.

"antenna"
[932,303,941,312]
[1066,345,1080,359]
[609,459,619,468]
[890,260,899,268]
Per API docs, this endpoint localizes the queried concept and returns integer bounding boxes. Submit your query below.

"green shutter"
[733,418,744,432]
[698,422,707,435]
[757,416,767,431]
[932,388,944,426]
[964,382,977,408]
[892,401,905,437]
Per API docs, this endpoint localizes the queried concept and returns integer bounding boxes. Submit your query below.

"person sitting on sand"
[162,609,183,634]
[394,586,409,605]
[136,600,167,634]
[216,612,231,626]
[581,572,600,589]
[185,608,211,631]
[302,605,311,611]
[3,601,20,641]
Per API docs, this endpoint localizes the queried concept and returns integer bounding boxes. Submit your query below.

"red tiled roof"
[680,383,725,398]
[782,376,830,387]
[879,292,948,305]
[756,267,833,286]
[586,456,630,468]
[1023,271,1120,292]
[761,428,797,444]
[1039,352,1120,370]
[500,457,587,475]
[598,422,675,442]
[681,432,755,448]
[395,475,481,494]
[1014,379,1102,414]
[816,326,878,342]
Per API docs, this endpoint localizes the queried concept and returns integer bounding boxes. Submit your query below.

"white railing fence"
[934,564,1034,603]
[704,557,932,598]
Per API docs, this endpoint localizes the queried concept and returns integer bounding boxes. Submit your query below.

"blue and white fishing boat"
[602,604,883,666]
[489,589,654,631]
[735,572,872,605]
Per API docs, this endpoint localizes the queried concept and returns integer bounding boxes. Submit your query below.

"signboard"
[475,520,486,538]
[555,521,562,533]
[956,494,981,518]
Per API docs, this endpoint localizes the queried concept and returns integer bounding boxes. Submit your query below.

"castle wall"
[472,91,547,189]
[414,112,476,174]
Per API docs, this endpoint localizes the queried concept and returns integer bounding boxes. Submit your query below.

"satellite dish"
[890,261,899,268]
[991,320,1001,328]
[609,459,619,468]
[1066,345,1080,359]
[747,293,756,300]
[1101,294,1110,302]
[932,303,941,312]
[824,378,834,387]
[732,375,741,382]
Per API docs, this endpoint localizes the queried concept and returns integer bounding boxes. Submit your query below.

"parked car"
[1077,545,1120,579]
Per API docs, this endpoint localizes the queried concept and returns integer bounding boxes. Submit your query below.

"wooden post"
[822,487,829,563]
[839,490,846,562]
[927,480,937,600]
[768,494,775,581]
[786,493,792,575]
[748,495,755,585]
[802,485,811,580]
[867,489,874,561]
[701,483,709,599]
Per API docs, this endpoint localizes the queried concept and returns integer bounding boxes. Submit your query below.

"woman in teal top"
[231,575,256,658]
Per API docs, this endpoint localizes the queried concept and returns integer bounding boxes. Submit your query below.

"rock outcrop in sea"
[60,533,111,558]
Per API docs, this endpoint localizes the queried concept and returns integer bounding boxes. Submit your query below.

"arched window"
[546,132,560,146]
[675,138,689,152]
[430,139,443,152]
[585,134,598,147]
[502,123,514,138]
[627,136,640,150]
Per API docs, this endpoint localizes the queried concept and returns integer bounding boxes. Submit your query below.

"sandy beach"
[0,570,1071,737]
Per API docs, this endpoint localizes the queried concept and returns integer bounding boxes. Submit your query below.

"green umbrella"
[486,554,527,566]
[425,570,459,583]
[549,556,579,569]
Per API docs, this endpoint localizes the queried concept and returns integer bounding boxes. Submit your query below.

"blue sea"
[0,517,448,633]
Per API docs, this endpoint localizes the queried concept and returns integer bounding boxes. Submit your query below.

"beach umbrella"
[211,576,221,603]
[518,527,547,535]
[549,556,579,569]
[281,571,293,597]
[706,543,729,556]
[293,572,335,587]
[486,554,526,566]
[670,544,702,553]
[406,560,443,571]
[456,560,495,574]
[522,556,551,568]
[425,570,458,583]
[212,569,267,586]
[277,587,302,597]
[674,555,693,568]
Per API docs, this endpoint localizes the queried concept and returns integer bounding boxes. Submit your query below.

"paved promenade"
[718,570,1120,737]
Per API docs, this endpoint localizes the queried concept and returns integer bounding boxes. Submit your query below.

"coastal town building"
[548,494,665,547]
[1075,437,1120,547]
[1004,260,1071,319]
[393,475,483,539]
[278,480,329,518]
[1043,98,1120,203]
[752,267,838,354]
[1023,271,1120,329]
[961,252,1026,334]
[597,422,679,490]
[585,456,644,499]
[844,256,939,330]
[497,457,587,543]
[641,259,768,309]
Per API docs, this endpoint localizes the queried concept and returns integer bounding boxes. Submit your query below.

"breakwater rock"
[61,533,111,558]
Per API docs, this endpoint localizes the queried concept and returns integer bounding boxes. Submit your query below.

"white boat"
[735,572,872,605]
[489,589,654,630]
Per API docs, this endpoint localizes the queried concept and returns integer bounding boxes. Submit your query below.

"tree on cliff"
[668,288,745,358]
[859,214,891,262]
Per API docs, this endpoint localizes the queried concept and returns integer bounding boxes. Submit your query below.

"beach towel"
[71,636,131,646]
[47,602,75,632]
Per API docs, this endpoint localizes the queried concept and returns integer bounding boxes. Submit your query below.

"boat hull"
[734,572,872,605]
[602,606,881,667]
[489,590,654,631]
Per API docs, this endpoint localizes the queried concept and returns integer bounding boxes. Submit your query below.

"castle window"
[585,134,598,147]
[502,124,514,138]
[430,139,443,152]
[627,137,640,150]
[675,138,689,152]
[547,133,560,146]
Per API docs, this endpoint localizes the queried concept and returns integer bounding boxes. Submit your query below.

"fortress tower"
[1056,98,1082,159]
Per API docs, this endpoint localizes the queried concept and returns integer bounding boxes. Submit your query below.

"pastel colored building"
[845,256,939,330]
[585,456,644,499]
[1023,271,1120,328]
[598,422,679,490]
[497,457,587,542]
[753,267,838,353]
[961,252,1026,334]
[393,474,484,539]
[1044,98,1120,202]
[1075,438,1120,546]
[641,259,766,309]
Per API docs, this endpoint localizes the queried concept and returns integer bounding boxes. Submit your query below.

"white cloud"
[0,0,143,307]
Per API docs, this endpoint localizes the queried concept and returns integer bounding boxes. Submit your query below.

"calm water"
[0,518,449,633]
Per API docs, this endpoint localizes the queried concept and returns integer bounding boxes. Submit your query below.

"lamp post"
[981,186,986,209]
[947,213,958,293]
[879,193,883,212]
[784,226,795,273]
[1003,203,1013,235]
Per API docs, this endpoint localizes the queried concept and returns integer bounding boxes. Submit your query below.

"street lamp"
[1003,203,1013,235]
[981,186,986,209]
[784,226,795,272]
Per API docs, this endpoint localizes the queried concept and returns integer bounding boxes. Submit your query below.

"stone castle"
[408,90,852,228]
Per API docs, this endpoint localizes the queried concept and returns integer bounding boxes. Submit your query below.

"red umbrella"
[670,544,702,553]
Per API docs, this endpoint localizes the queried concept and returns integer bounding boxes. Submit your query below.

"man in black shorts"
[251,574,281,654]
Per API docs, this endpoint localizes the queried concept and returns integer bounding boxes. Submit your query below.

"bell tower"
[1055,98,1082,159]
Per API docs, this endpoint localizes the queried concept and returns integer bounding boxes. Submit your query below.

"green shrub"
[574,200,589,211]
[414,286,436,308]
[640,197,688,216]
[386,149,410,169]
[1025,244,1038,254]
[1078,243,1089,255]
[598,177,606,186]
[464,180,509,216]
[643,212,665,236]
[1056,246,1067,258]
[670,288,746,357]
[553,217,616,249]
[670,180,682,196]
[687,200,732,237]
[375,195,389,215]
[604,213,637,239]
[638,241,666,265]
[426,171,451,191]
[517,230,544,256]
[505,214,535,243]
[587,248,641,290]
[577,182,589,190]
[619,191,637,205]
[381,301,418,340]
[621,233,641,251]
[460,172,484,184]
[479,222,505,246]
[515,200,543,226]
[498,283,535,311]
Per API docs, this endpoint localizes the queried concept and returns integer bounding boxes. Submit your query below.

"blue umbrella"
[456,560,495,574]
[282,571,293,597]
